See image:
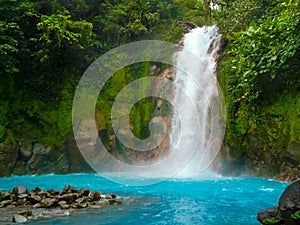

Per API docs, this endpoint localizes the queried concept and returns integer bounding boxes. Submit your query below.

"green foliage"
[57,85,73,138]
[159,20,184,42]
[174,0,206,25]
[0,21,28,75]
[96,62,157,141]
[130,98,155,139]
[0,0,298,181]
[291,210,300,220]
[96,0,174,46]
[0,125,6,142]
[96,66,129,134]
[224,0,300,106]
[0,0,248,152]
[217,0,300,175]
[32,8,93,61]
[0,0,208,149]
[213,0,273,33]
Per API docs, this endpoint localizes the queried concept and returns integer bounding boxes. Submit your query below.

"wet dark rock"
[37,191,48,199]
[27,154,46,172]
[32,203,41,208]
[61,193,78,204]
[18,194,28,199]
[17,209,32,217]
[32,143,51,155]
[279,180,300,207]
[12,185,28,195]
[0,185,123,223]
[10,194,17,202]
[19,140,33,161]
[89,191,101,201]
[0,215,13,223]
[75,197,88,204]
[30,208,70,220]
[258,180,300,225]
[58,201,69,209]
[108,199,122,205]
[48,189,60,196]
[278,180,300,225]
[63,184,77,194]
[13,161,28,176]
[78,202,87,208]
[12,199,22,207]
[0,143,18,177]
[16,197,29,206]
[60,204,70,209]
[12,143,69,176]
[0,200,12,207]
[29,194,42,204]
[105,193,117,200]
[58,200,67,205]
[79,188,89,197]
[65,130,95,173]
[0,137,82,177]
[183,21,197,33]
[40,198,57,208]
[13,214,27,223]
[70,203,78,209]
[257,206,282,225]
[31,187,41,194]
[0,207,31,223]
[0,190,11,201]
[105,194,113,199]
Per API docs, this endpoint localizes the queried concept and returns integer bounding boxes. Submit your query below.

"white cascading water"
[171,26,223,177]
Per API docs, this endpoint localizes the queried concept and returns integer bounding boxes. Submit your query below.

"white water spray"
[74,26,225,185]
[171,26,223,177]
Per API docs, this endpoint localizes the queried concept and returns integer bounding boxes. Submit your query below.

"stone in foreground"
[0,184,122,223]
[257,180,300,225]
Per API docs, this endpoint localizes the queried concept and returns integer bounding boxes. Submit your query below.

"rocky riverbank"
[257,180,300,225]
[0,185,122,223]
[0,134,94,178]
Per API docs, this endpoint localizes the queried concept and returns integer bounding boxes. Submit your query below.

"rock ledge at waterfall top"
[257,180,300,225]
[0,185,122,223]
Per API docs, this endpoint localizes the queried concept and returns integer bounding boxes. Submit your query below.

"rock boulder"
[257,180,300,225]
[0,185,123,222]
[12,185,28,195]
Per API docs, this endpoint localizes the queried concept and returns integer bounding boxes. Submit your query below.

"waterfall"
[73,25,225,184]
[171,26,224,177]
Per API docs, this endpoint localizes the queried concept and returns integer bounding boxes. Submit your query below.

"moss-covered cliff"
[217,0,300,181]
[0,0,192,177]
[1,0,299,180]
[220,91,300,181]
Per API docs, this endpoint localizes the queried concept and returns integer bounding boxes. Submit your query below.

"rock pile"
[0,185,122,223]
[257,180,300,225]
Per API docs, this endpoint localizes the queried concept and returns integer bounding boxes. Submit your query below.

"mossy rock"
[261,218,282,225]
[0,143,18,177]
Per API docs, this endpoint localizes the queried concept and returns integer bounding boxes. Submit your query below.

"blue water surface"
[0,174,288,225]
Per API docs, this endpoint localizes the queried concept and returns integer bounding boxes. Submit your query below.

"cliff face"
[0,134,94,177]
[0,66,174,177]
[2,71,299,179]
[220,91,300,181]
[1,34,299,179]
[2,72,299,179]
[0,141,66,177]
[72,66,175,172]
